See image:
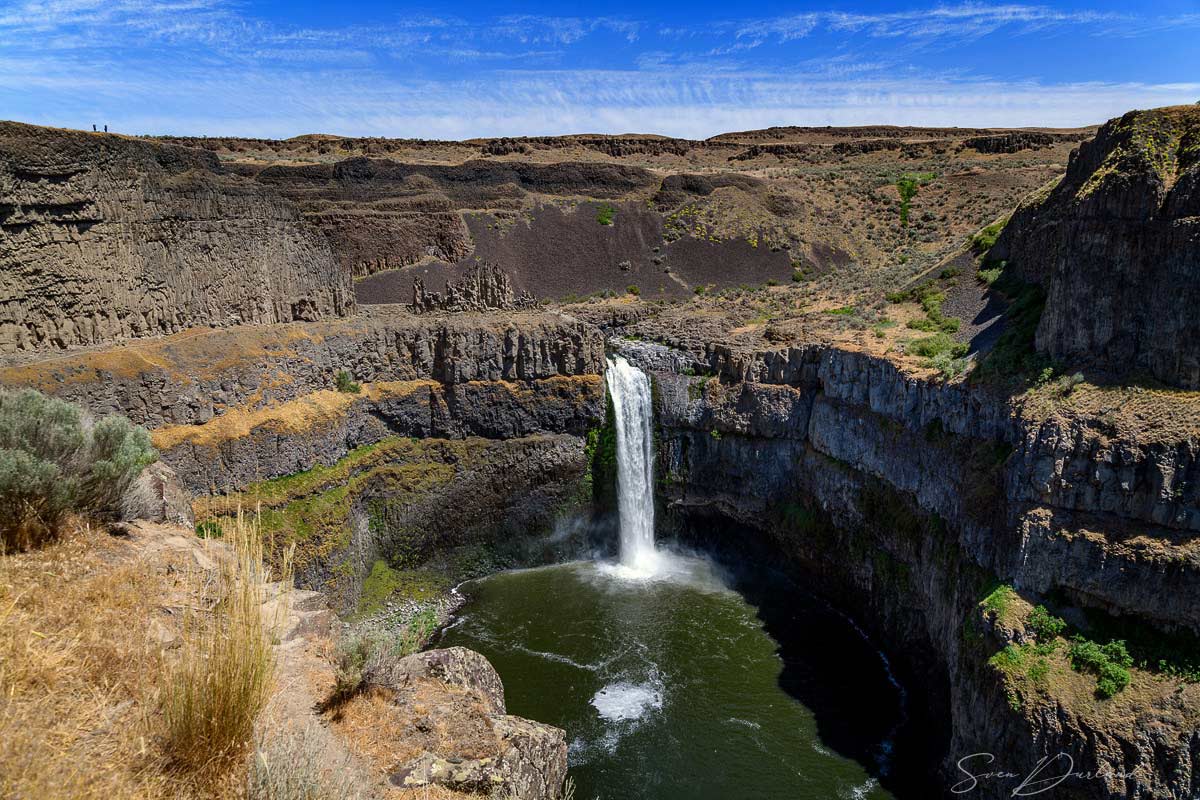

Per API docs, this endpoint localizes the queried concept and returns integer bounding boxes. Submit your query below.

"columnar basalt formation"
[0,122,354,355]
[410,262,536,314]
[993,106,1200,388]
[0,306,605,429]
[3,109,1196,799]
[616,335,1199,800]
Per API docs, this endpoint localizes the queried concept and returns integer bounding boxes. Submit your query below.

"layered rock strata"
[0,122,353,355]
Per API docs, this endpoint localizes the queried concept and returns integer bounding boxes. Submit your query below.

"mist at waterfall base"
[440,356,906,798]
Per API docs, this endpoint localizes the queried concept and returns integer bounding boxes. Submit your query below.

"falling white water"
[605,355,658,572]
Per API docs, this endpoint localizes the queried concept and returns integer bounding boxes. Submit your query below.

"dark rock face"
[160,376,603,493]
[251,157,660,279]
[618,336,1200,800]
[410,263,535,314]
[962,132,1077,154]
[992,106,1200,388]
[0,122,353,355]
[0,307,606,428]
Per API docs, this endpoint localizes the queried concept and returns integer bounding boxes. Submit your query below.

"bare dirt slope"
[156,124,1089,305]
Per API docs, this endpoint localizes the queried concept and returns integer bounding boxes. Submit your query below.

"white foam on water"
[590,681,663,722]
[511,643,597,672]
[728,717,761,730]
[589,550,733,594]
[844,777,879,800]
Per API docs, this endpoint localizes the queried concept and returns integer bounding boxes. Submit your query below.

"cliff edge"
[0,123,354,355]
[993,105,1200,388]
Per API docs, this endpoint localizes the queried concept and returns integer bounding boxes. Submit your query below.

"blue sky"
[1,0,1197,138]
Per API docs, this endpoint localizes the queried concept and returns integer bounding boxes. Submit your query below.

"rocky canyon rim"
[1,104,1198,800]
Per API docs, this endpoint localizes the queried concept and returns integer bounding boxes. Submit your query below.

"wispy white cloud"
[0,2,1195,138]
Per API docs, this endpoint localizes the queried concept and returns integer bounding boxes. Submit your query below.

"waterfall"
[605,355,657,571]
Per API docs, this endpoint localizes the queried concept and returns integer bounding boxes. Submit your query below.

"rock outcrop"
[0,307,605,429]
[410,262,536,314]
[155,376,602,493]
[0,123,353,355]
[618,334,1200,800]
[992,105,1200,388]
[368,647,568,800]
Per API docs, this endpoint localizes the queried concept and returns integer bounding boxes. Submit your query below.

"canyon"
[2,106,1198,799]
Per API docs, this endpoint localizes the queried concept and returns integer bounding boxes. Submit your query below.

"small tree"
[0,388,156,548]
[334,370,361,394]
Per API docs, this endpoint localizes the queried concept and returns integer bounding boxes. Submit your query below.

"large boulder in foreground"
[992,105,1200,388]
[364,646,569,800]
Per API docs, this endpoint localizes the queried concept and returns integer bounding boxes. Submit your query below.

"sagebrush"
[0,388,157,549]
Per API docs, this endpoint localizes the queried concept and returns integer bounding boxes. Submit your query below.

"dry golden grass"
[330,681,498,790]
[162,510,290,773]
[151,380,434,450]
[0,512,290,800]
[0,521,185,799]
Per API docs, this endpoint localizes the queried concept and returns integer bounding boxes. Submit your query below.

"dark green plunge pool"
[439,552,906,800]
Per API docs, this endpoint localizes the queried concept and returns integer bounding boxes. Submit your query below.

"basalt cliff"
[2,108,1197,800]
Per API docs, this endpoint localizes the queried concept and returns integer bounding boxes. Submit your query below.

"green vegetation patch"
[334,370,361,394]
[906,332,968,370]
[983,597,1194,703]
[356,560,449,618]
[597,203,616,226]
[972,270,1053,386]
[896,171,936,227]
[196,437,470,573]
[0,388,157,549]
[981,583,1019,621]
[1069,637,1132,698]
[971,221,1006,253]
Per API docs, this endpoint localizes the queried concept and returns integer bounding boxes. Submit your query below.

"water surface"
[440,553,903,800]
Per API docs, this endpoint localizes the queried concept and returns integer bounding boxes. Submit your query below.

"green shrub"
[930,352,969,379]
[334,370,361,394]
[825,306,855,316]
[1069,637,1133,698]
[597,204,616,226]
[982,584,1017,617]
[1054,372,1085,396]
[908,333,968,360]
[971,221,1005,252]
[326,613,439,707]
[0,388,156,548]
[1027,605,1067,640]
[1028,657,1050,685]
[978,266,1004,285]
[792,269,806,282]
[989,644,1025,672]
[626,284,641,296]
[196,520,224,539]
